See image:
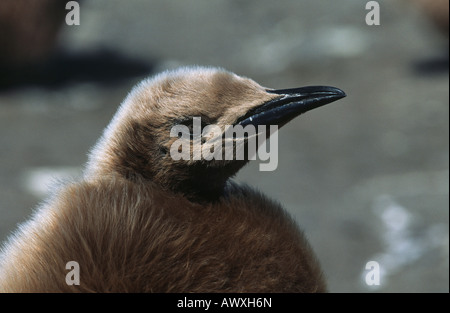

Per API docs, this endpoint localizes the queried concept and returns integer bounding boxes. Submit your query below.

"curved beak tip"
[237,85,346,127]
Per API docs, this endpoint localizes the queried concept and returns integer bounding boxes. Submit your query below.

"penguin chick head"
[86,66,345,201]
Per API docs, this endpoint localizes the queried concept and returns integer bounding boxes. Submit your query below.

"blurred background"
[0,0,448,292]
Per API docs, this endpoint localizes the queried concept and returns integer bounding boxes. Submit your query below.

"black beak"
[236,86,346,127]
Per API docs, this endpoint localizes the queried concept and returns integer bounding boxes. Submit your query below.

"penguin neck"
[173,161,246,202]
[86,159,236,203]
[176,175,227,202]
[85,131,248,203]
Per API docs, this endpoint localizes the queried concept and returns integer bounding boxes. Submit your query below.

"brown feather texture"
[0,67,332,292]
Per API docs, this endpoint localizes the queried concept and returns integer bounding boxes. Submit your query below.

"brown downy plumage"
[0,67,345,292]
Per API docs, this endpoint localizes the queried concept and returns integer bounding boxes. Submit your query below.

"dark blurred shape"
[413,52,449,76]
[0,49,154,91]
[0,0,66,68]
[409,0,449,76]
[413,0,449,35]
[0,0,153,91]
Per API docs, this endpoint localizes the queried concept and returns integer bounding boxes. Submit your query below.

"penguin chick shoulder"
[0,66,345,292]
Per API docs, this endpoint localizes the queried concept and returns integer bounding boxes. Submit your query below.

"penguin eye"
[176,117,211,128]
[175,117,211,139]
[159,146,168,155]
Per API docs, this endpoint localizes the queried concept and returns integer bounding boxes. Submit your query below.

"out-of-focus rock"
[412,0,449,35]
[0,0,66,68]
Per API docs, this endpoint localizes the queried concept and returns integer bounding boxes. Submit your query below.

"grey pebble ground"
[0,0,448,292]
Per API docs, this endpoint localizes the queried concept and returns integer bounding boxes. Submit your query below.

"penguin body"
[0,67,345,292]
[0,177,324,292]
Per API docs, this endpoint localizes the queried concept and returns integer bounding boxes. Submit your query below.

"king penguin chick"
[0,66,345,292]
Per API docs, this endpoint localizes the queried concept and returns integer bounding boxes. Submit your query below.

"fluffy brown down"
[0,67,327,292]
[0,176,325,292]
